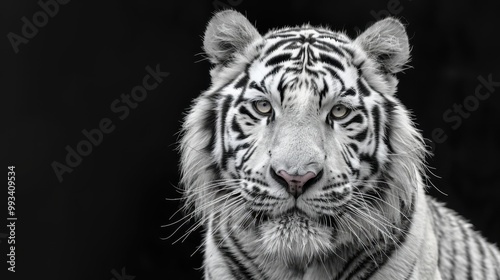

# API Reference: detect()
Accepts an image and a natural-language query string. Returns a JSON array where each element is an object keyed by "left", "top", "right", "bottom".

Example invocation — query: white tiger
[{"left": 178, "top": 10, "right": 500, "bottom": 280}]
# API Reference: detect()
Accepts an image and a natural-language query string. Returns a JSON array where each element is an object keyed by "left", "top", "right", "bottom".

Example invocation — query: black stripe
[
  {"left": 234, "top": 74, "right": 249, "bottom": 89},
  {"left": 232, "top": 143, "right": 251, "bottom": 161},
  {"left": 236, "top": 142, "right": 257, "bottom": 170},
  {"left": 348, "top": 143, "right": 358, "bottom": 153},
  {"left": 267, "top": 110, "right": 274, "bottom": 125},
  {"left": 265, "top": 53, "right": 292, "bottom": 67},
  {"left": 341, "top": 88, "right": 356, "bottom": 97},
  {"left": 486, "top": 243, "right": 500, "bottom": 278},
  {"left": 296, "top": 46, "right": 314, "bottom": 66},
  {"left": 474, "top": 234, "right": 487, "bottom": 280},
  {"left": 202, "top": 98, "right": 218, "bottom": 154},
  {"left": 228, "top": 232, "right": 268, "bottom": 280},
  {"left": 216, "top": 218, "right": 260, "bottom": 280},
  {"left": 211, "top": 217, "right": 248, "bottom": 280},
  {"left": 357, "top": 78, "right": 371, "bottom": 96},
  {"left": 340, "top": 148, "right": 355, "bottom": 175},
  {"left": 315, "top": 40, "right": 344, "bottom": 57},
  {"left": 333, "top": 246, "right": 372, "bottom": 280},
  {"left": 319, "top": 53, "right": 345, "bottom": 71},
  {"left": 359, "top": 153, "right": 379, "bottom": 176},
  {"left": 317, "top": 78, "right": 328, "bottom": 108},
  {"left": 303, "top": 66, "right": 321, "bottom": 77},
  {"left": 340, "top": 113, "right": 364, "bottom": 128},
  {"left": 371, "top": 105, "right": 381, "bottom": 157},
  {"left": 277, "top": 76, "right": 286, "bottom": 104},
  {"left": 459, "top": 220, "right": 474, "bottom": 280},
  {"left": 326, "top": 114, "right": 333, "bottom": 128},
  {"left": 239, "top": 106, "right": 259, "bottom": 122},
  {"left": 449, "top": 217, "right": 458, "bottom": 280},
  {"left": 341, "top": 46, "right": 355, "bottom": 58},
  {"left": 242, "top": 142, "right": 257, "bottom": 162},
  {"left": 261, "top": 65, "right": 283, "bottom": 85},
  {"left": 324, "top": 66, "right": 344, "bottom": 89},
  {"left": 283, "top": 41, "right": 301, "bottom": 51},
  {"left": 219, "top": 95, "right": 233, "bottom": 170},
  {"left": 249, "top": 81, "right": 264, "bottom": 92},
  {"left": 344, "top": 143, "right": 354, "bottom": 159},
  {"left": 231, "top": 116, "right": 248, "bottom": 140},
  {"left": 264, "top": 38, "right": 299, "bottom": 55},
  {"left": 381, "top": 98, "right": 396, "bottom": 155},
  {"left": 352, "top": 128, "right": 368, "bottom": 142}
]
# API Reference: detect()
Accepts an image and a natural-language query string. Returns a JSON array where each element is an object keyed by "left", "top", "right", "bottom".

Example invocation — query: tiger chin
[{"left": 178, "top": 10, "right": 500, "bottom": 280}]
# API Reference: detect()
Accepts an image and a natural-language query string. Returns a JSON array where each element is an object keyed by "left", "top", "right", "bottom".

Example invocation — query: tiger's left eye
[
  {"left": 331, "top": 104, "right": 350, "bottom": 119},
  {"left": 253, "top": 100, "right": 273, "bottom": 115}
]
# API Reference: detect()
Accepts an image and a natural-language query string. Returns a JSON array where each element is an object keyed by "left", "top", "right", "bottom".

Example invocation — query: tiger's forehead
[
  {"left": 261, "top": 26, "right": 353, "bottom": 56},
  {"left": 244, "top": 27, "right": 359, "bottom": 106}
]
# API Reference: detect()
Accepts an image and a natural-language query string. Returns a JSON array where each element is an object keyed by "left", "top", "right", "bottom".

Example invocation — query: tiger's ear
[
  {"left": 203, "top": 10, "right": 261, "bottom": 65},
  {"left": 354, "top": 17, "right": 410, "bottom": 74}
]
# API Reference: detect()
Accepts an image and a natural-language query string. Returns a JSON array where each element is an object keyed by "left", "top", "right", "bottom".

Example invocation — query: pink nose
[{"left": 277, "top": 170, "right": 317, "bottom": 197}]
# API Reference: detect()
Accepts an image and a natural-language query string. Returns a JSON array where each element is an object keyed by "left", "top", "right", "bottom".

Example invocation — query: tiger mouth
[{"left": 250, "top": 206, "right": 340, "bottom": 229}]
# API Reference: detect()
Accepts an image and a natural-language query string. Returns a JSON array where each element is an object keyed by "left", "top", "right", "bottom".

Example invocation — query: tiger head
[{"left": 179, "top": 10, "right": 426, "bottom": 264}]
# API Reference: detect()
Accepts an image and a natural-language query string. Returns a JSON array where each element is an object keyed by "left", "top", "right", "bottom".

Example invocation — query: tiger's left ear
[{"left": 354, "top": 17, "right": 410, "bottom": 74}]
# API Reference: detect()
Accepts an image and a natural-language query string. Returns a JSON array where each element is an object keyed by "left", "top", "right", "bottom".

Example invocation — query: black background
[{"left": 2, "top": 0, "right": 500, "bottom": 279}]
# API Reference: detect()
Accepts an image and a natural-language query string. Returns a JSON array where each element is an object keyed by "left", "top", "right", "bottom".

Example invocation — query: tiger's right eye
[
  {"left": 330, "top": 104, "right": 350, "bottom": 120},
  {"left": 253, "top": 100, "right": 273, "bottom": 116}
]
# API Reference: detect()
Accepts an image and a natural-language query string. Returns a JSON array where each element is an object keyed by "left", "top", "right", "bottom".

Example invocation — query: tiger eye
[
  {"left": 253, "top": 100, "right": 273, "bottom": 115},
  {"left": 330, "top": 104, "right": 350, "bottom": 119}
]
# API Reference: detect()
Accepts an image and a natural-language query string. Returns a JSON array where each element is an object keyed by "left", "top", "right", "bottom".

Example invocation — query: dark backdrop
[{"left": 3, "top": 0, "right": 500, "bottom": 279}]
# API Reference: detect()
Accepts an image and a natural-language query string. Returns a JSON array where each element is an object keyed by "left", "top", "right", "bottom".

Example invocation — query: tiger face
[{"left": 180, "top": 11, "right": 425, "bottom": 263}]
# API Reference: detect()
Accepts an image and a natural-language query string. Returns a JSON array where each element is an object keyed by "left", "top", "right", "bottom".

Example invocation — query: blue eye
[
  {"left": 331, "top": 104, "right": 350, "bottom": 119},
  {"left": 253, "top": 100, "right": 273, "bottom": 115}
]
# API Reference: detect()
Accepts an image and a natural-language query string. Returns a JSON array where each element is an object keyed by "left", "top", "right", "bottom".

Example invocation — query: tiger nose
[{"left": 274, "top": 169, "right": 321, "bottom": 197}]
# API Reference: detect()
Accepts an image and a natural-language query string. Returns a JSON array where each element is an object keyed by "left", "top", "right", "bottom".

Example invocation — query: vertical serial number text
[{"left": 7, "top": 166, "right": 16, "bottom": 273}]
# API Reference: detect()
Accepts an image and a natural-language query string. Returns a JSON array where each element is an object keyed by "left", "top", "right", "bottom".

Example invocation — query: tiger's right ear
[
  {"left": 203, "top": 10, "right": 261, "bottom": 65},
  {"left": 354, "top": 17, "right": 410, "bottom": 74}
]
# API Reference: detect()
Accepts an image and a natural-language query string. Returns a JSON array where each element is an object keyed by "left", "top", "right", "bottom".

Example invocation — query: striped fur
[{"left": 178, "top": 11, "right": 500, "bottom": 280}]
